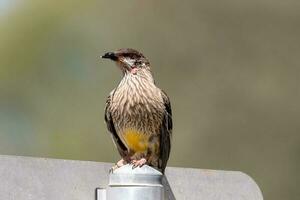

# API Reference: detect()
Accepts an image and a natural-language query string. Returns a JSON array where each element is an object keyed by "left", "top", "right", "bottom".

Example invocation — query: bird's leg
[
  {"left": 116, "top": 158, "right": 127, "bottom": 167},
  {"left": 131, "top": 158, "right": 147, "bottom": 168},
  {"left": 130, "top": 153, "right": 148, "bottom": 169},
  {"left": 109, "top": 158, "right": 127, "bottom": 173}
]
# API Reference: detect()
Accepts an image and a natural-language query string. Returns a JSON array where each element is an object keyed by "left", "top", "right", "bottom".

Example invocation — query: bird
[{"left": 101, "top": 48, "right": 172, "bottom": 174}]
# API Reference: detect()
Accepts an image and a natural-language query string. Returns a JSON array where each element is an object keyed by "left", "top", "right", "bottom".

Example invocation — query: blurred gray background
[{"left": 0, "top": 0, "right": 299, "bottom": 199}]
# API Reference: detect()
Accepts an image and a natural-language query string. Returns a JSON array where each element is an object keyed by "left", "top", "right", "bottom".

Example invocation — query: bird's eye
[{"left": 123, "top": 53, "right": 131, "bottom": 58}]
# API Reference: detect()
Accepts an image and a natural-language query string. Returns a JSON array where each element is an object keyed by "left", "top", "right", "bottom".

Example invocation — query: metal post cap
[{"left": 109, "top": 164, "right": 163, "bottom": 186}]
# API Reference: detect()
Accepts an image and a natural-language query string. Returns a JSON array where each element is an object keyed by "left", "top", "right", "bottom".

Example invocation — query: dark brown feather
[
  {"left": 159, "top": 91, "right": 172, "bottom": 173},
  {"left": 104, "top": 93, "right": 128, "bottom": 158}
]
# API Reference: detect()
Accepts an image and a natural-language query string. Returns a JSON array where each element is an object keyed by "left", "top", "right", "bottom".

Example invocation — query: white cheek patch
[{"left": 123, "top": 57, "right": 135, "bottom": 67}]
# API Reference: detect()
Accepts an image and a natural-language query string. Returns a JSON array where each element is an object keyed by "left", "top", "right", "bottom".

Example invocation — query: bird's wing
[
  {"left": 104, "top": 92, "right": 128, "bottom": 158},
  {"left": 159, "top": 90, "right": 173, "bottom": 173}
]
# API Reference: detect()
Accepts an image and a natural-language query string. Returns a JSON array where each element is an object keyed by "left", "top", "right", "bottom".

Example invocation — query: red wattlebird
[{"left": 102, "top": 48, "right": 172, "bottom": 174}]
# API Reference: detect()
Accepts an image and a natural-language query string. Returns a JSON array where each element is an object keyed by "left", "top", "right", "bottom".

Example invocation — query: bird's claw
[
  {"left": 131, "top": 158, "right": 147, "bottom": 169},
  {"left": 109, "top": 159, "right": 126, "bottom": 173},
  {"left": 109, "top": 166, "right": 116, "bottom": 174}
]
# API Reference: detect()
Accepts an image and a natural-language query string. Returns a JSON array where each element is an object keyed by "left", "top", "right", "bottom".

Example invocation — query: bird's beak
[{"left": 101, "top": 52, "right": 118, "bottom": 61}]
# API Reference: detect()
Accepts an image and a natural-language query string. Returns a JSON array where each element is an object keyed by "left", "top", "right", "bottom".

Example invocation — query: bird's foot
[
  {"left": 131, "top": 158, "right": 147, "bottom": 169},
  {"left": 109, "top": 159, "right": 126, "bottom": 173}
]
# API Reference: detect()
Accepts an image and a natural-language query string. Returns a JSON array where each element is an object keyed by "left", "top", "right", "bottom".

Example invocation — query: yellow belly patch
[{"left": 123, "top": 129, "right": 149, "bottom": 152}]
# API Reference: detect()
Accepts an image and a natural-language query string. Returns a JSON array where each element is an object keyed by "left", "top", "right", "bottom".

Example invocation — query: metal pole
[{"left": 97, "top": 164, "right": 164, "bottom": 200}]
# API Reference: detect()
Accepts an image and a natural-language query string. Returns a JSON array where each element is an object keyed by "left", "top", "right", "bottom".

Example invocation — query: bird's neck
[
  {"left": 121, "top": 69, "right": 155, "bottom": 86},
  {"left": 114, "top": 69, "right": 157, "bottom": 102}
]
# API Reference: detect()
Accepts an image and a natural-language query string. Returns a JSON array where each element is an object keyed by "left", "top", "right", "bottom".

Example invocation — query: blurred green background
[{"left": 0, "top": 0, "right": 299, "bottom": 199}]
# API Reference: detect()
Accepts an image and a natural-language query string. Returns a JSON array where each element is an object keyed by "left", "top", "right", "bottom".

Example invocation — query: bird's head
[{"left": 101, "top": 48, "right": 150, "bottom": 75}]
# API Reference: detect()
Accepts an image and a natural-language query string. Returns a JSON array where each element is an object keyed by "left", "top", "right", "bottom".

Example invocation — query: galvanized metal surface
[
  {"left": 96, "top": 188, "right": 106, "bottom": 200},
  {"left": 107, "top": 186, "right": 164, "bottom": 200},
  {"left": 0, "top": 155, "right": 263, "bottom": 200},
  {"left": 109, "top": 164, "right": 162, "bottom": 186},
  {"left": 99, "top": 164, "right": 164, "bottom": 200}
]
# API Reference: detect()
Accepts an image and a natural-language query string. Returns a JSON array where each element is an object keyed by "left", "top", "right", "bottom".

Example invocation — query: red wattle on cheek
[{"left": 130, "top": 67, "right": 138, "bottom": 75}]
